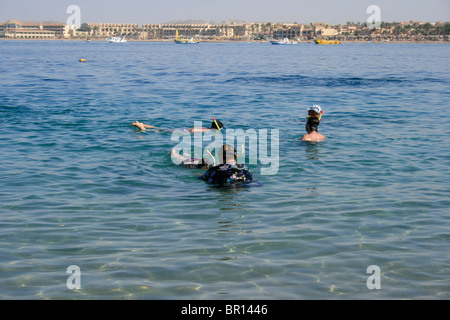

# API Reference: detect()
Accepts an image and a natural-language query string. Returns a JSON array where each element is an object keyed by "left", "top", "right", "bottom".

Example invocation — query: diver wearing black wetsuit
[{"left": 201, "top": 144, "right": 254, "bottom": 186}]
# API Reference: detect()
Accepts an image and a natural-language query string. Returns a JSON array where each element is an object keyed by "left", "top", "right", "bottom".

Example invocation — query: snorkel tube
[
  {"left": 213, "top": 117, "right": 222, "bottom": 131},
  {"left": 319, "top": 110, "right": 324, "bottom": 120},
  {"left": 206, "top": 145, "right": 243, "bottom": 167},
  {"left": 206, "top": 150, "right": 216, "bottom": 166}
]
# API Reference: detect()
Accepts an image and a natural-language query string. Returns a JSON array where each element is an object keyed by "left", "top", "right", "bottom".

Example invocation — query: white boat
[
  {"left": 106, "top": 36, "right": 127, "bottom": 43},
  {"left": 270, "top": 38, "right": 298, "bottom": 45}
]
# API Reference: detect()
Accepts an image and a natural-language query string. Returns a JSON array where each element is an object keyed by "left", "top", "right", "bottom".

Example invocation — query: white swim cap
[{"left": 309, "top": 105, "right": 322, "bottom": 113}]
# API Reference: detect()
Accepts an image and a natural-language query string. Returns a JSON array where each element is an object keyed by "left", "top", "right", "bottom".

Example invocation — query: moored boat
[
  {"left": 174, "top": 30, "right": 199, "bottom": 44},
  {"left": 314, "top": 38, "right": 340, "bottom": 45},
  {"left": 174, "top": 37, "right": 199, "bottom": 44},
  {"left": 106, "top": 36, "right": 127, "bottom": 43},
  {"left": 270, "top": 38, "right": 298, "bottom": 45}
]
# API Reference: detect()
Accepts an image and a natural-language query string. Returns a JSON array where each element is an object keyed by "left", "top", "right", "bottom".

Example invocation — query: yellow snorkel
[
  {"left": 307, "top": 111, "right": 323, "bottom": 120},
  {"left": 212, "top": 117, "right": 222, "bottom": 131}
]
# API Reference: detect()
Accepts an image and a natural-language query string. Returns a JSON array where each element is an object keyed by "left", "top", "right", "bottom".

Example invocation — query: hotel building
[
  {"left": 272, "top": 25, "right": 304, "bottom": 39},
  {"left": 0, "top": 20, "right": 70, "bottom": 39},
  {"left": 86, "top": 23, "right": 139, "bottom": 37}
]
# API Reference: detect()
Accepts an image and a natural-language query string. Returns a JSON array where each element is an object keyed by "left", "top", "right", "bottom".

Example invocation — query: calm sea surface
[{"left": 0, "top": 40, "right": 449, "bottom": 299}]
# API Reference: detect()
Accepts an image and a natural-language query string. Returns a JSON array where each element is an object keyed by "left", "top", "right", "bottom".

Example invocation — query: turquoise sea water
[{"left": 0, "top": 40, "right": 449, "bottom": 299}]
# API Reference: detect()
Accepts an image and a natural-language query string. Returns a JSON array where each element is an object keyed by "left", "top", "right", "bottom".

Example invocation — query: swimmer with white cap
[{"left": 301, "top": 116, "right": 325, "bottom": 142}]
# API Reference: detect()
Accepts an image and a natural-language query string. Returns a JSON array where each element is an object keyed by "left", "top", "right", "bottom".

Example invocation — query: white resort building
[{"left": 0, "top": 20, "right": 70, "bottom": 39}]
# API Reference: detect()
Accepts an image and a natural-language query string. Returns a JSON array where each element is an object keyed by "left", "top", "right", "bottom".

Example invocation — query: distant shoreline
[{"left": 0, "top": 38, "right": 448, "bottom": 44}]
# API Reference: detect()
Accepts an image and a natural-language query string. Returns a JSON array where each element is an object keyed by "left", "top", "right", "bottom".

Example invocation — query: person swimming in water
[
  {"left": 201, "top": 144, "right": 254, "bottom": 186},
  {"left": 171, "top": 144, "right": 245, "bottom": 171},
  {"left": 170, "top": 149, "right": 214, "bottom": 169},
  {"left": 131, "top": 119, "right": 224, "bottom": 133},
  {"left": 301, "top": 116, "right": 325, "bottom": 142},
  {"left": 130, "top": 121, "right": 157, "bottom": 131}
]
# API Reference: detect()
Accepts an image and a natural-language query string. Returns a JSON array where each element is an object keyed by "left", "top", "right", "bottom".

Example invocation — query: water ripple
[{"left": 0, "top": 41, "right": 449, "bottom": 300}]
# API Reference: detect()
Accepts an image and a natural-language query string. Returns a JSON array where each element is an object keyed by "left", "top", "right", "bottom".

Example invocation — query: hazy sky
[{"left": 0, "top": 0, "right": 449, "bottom": 24}]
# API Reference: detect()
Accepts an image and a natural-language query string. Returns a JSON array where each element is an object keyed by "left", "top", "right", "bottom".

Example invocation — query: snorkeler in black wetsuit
[{"left": 201, "top": 144, "right": 254, "bottom": 185}]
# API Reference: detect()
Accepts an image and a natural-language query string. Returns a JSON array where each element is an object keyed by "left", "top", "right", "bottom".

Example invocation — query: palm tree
[
  {"left": 444, "top": 22, "right": 450, "bottom": 35},
  {"left": 394, "top": 25, "right": 406, "bottom": 35},
  {"left": 422, "top": 23, "right": 433, "bottom": 36}
]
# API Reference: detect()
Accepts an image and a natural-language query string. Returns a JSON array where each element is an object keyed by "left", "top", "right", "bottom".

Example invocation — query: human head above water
[
  {"left": 307, "top": 105, "right": 322, "bottom": 118},
  {"left": 211, "top": 120, "right": 224, "bottom": 130},
  {"left": 218, "top": 144, "right": 237, "bottom": 164},
  {"left": 306, "top": 116, "right": 320, "bottom": 133}
]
